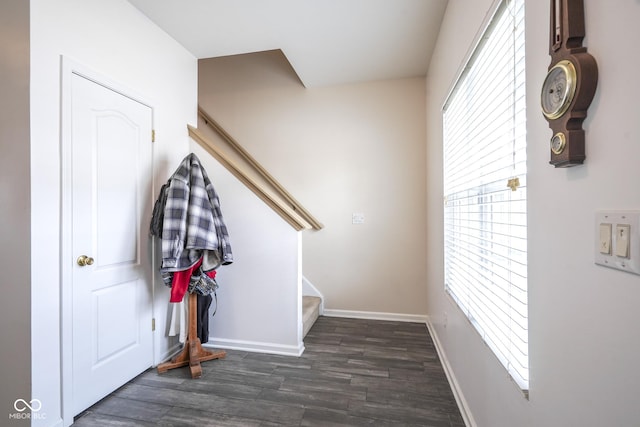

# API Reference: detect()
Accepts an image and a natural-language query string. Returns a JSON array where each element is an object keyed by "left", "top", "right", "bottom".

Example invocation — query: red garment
[{"left": 169, "top": 258, "right": 203, "bottom": 303}]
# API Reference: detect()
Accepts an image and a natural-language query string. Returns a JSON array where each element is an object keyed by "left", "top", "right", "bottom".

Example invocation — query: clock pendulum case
[{"left": 541, "top": 0, "right": 598, "bottom": 167}]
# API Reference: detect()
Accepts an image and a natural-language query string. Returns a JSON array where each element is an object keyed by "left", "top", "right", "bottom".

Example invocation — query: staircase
[
  {"left": 191, "top": 108, "right": 324, "bottom": 349},
  {"left": 302, "top": 296, "right": 322, "bottom": 338}
]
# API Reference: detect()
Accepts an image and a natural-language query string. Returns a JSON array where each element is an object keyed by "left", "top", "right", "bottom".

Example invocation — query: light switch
[
  {"left": 599, "top": 223, "right": 612, "bottom": 254},
  {"left": 594, "top": 211, "right": 640, "bottom": 275},
  {"left": 615, "top": 224, "right": 630, "bottom": 258},
  {"left": 352, "top": 213, "right": 365, "bottom": 224}
]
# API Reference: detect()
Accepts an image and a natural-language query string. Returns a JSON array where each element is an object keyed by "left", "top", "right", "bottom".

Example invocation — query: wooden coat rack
[{"left": 157, "top": 292, "right": 225, "bottom": 378}]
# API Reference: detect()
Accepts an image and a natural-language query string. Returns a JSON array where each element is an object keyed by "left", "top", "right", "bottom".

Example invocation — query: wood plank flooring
[{"left": 74, "top": 316, "right": 464, "bottom": 426}]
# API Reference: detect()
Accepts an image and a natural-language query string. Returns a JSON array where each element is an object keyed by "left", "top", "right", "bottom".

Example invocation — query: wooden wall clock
[{"left": 541, "top": 0, "right": 598, "bottom": 167}]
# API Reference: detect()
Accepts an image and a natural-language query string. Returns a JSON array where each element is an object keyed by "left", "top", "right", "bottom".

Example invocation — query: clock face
[
  {"left": 550, "top": 132, "right": 566, "bottom": 155},
  {"left": 541, "top": 60, "right": 577, "bottom": 120}
]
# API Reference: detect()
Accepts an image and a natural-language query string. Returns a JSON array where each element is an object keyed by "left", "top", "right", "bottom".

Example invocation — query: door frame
[{"left": 59, "top": 56, "right": 156, "bottom": 426}]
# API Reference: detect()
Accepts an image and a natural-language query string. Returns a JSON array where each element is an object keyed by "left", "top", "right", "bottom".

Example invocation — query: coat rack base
[
  {"left": 156, "top": 343, "right": 226, "bottom": 379},
  {"left": 156, "top": 293, "right": 226, "bottom": 379}
]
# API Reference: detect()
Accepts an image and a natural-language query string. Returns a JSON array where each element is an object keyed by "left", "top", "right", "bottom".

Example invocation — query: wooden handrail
[
  {"left": 188, "top": 125, "right": 313, "bottom": 231},
  {"left": 198, "top": 107, "right": 323, "bottom": 230}
]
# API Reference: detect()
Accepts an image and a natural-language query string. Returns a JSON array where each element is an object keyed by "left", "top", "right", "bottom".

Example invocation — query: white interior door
[{"left": 70, "top": 73, "right": 153, "bottom": 415}]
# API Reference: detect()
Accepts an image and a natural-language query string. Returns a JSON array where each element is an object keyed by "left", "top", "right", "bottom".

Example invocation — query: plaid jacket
[{"left": 159, "top": 153, "right": 233, "bottom": 272}]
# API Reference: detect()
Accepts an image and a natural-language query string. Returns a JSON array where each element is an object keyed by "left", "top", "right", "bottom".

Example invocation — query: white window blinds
[{"left": 442, "top": 0, "right": 528, "bottom": 391}]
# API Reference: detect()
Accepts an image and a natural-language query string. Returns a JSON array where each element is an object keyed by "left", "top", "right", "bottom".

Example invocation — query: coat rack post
[{"left": 157, "top": 292, "right": 225, "bottom": 378}]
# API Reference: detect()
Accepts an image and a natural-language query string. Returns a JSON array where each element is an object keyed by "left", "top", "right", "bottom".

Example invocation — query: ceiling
[{"left": 127, "top": 0, "right": 449, "bottom": 88}]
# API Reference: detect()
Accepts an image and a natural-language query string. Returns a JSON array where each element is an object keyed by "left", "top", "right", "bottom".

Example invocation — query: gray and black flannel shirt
[{"left": 153, "top": 153, "right": 233, "bottom": 274}]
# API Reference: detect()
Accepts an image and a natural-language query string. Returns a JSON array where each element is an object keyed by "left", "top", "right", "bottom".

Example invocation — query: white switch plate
[
  {"left": 594, "top": 211, "right": 640, "bottom": 275},
  {"left": 352, "top": 213, "right": 365, "bottom": 224}
]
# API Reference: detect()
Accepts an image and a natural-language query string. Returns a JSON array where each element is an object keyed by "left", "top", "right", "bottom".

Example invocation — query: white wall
[
  {"left": 30, "top": 1, "right": 196, "bottom": 425},
  {"left": 0, "top": 2, "right": 30, "bottom": 426},
  {"left": 191, "top": 143, "right": 304, "bottom": 355},
  {"left": 425, "top": 1, "right": 640, "bottom": 426},
  {"left": 199, "top": 51, "right": 429, "bottom": 318}
]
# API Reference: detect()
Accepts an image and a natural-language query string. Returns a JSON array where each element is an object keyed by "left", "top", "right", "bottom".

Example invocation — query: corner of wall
[
  {"left": 1, "top": 1, "right": 31, "bottom": 426},
  {"left": 425, "top": 317, "right": 478, "bottom": 427}
]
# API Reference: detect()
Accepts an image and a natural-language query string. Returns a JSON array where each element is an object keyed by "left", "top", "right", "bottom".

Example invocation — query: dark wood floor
[{"left": 74, "top": 316, "right": 464, "bottom": 426}]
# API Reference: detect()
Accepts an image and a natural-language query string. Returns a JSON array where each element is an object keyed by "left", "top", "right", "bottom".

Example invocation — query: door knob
[{"left": 77, "top": 255, "right": 95, "bottom": 266}]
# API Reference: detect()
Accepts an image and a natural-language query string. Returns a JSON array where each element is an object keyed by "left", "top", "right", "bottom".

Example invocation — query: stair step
[{"left": 302, "top": 296, "right": 321, "bottom": 338}]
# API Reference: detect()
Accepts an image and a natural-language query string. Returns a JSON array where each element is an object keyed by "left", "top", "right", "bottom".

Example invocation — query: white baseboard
[
  {"left": 39, "top": 417, "right": 64, "bottom": 427},
  {"left": 154, "top": 342, "right": 183, "bottom": 366},
  {"left": 425, "top": 316, "right": 477, "bottom": 427},
  {"left": 322, "top": 309, "right": 428, "bottom": 323},
  {"left": 204, "top": 338, "right": 305, "bottom": 357}
]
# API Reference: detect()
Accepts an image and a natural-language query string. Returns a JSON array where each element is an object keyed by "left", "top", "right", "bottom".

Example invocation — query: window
[{"left": 442, "top": 0, "right": 528, "bottom": 392}]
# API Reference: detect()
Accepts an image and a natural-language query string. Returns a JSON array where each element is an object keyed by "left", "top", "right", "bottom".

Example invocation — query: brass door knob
[{"left": 77, "top": 255, "right": 95, "bottom": 266}]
